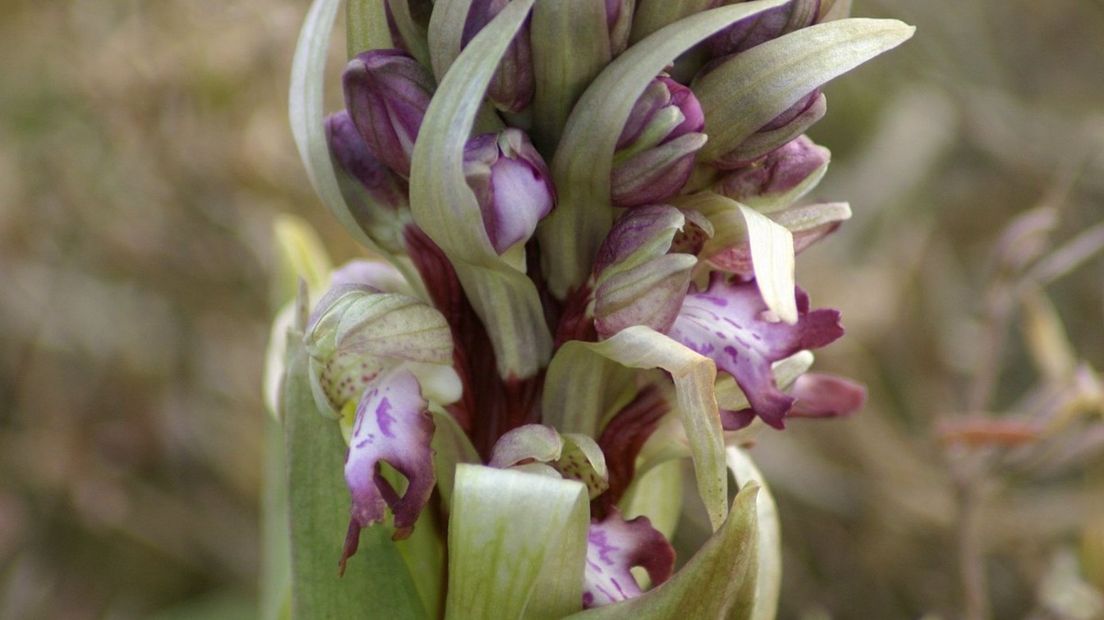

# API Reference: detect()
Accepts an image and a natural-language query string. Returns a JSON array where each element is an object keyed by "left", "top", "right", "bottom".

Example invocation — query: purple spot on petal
[{"left": 376, "top": 397, "right": 397, "bottom": 438}]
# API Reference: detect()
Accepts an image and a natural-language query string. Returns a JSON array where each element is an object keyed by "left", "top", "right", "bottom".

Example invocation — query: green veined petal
[
  {"left": 694, "top": 18, "right": 915, "bottom": 163},
  {"left": 446, "top": 465, "right": 590, "bottom": 620},
  {"left": 346, "top": 0, "right": 392, "bottom": 57}
]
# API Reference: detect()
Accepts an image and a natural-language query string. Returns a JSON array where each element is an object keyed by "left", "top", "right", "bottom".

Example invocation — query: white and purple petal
[
  {"left": 582, "top": 510, "right": 675, "bottom": 608},
  {"left": 669, "top": 275, "right": 843, "bottom": 428},
  {"left": 341, "top": 369, "right": 436, "bottom": 569}
]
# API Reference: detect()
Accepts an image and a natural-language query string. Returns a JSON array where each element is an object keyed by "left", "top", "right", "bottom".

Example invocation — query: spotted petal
[
  {"left": 583, "top": 510, "right": 675, "bottom": 608},
  {"left": 341, "top": 369, "right": 436, "bottom": 570},
  {"left": 669, "top": 275, "right": 843, "bottom": 428}
]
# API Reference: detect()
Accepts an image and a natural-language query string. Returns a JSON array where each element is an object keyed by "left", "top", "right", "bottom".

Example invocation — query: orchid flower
[{"left": 267, "top": 0, "right": 913, "bottom": 617}]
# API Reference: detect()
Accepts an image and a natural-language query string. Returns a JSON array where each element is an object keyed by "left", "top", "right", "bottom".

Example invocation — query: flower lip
[{"left": 669, "top": 274, "right": 844, "bottom": 428}]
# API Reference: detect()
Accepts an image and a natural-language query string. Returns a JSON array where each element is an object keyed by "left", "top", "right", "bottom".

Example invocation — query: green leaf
[
  {"left": 259, "top": 416, "right": 291, "bottom": 620},
  {"left": 727, "top": 448, "right": 781, "bottom": 620},
  {"left": 427, "top": 0, "right": 475, "bottom": 80},
  {"left": 538, "top": 0, "right": 788, "bottom": 299},
  {"left": 290, "top": 0, "right": 425, "bottom": 293},
  {"left": 397, "top": 505, "right": 447, "bottom": 619},
  {"left": 410, "top": 0, "right": 553, "bottom": 379},
  {"left": 346, "top": 0, "right": 392, "bottom": 57},
  {"left": 543, "top": 326, "right": 729, "bottom": 530},
  {"left": 567, "top": 482, "right": 761, "bottom": 619},
  {"left": 446, "top": 465, "right": 590, "bottom": 620},
  {"left": 530, "top": 0, "right": 611, "bottom": 153},
  {"left": 694, "top": 18, "right": 915, "bottom": 163},
  {"left": 282, "top": 336, "right": 426, "bottom": 619}
]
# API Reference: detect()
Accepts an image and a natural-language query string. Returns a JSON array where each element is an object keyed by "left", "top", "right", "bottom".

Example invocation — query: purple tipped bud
[
  {"left": 714, "top": 135, "right": 830, "bottom": 202},
  {"left": 669, "top": 275, "right": 844, "bottom": 428},
  {"left": 326, "top": 111, "right": 411, "bottom": 253},
  {"left": 464, "top": 129, "right": 555, "bottom": 254},
  {"left": 582, "top": 509, "right": 675, "bottom": 608},
  {"left": 789, "top": 372, "right": 866, "bottom": 418},
  {"left": 462, "top": 0, "right": 534, "bottom": 113},
  {"left": 714, "top": 90, "right": 827, "bottom": 169},
  {"left": 593, "top": 206, "right": 711, "bottom": 339},
  {"left": 612, "top": 77, "right": 707, "bottom": 208},
  {"left": 707, "top": 0, "right": 820, "bottom": 57},
  {"left": 343, "top": 49, "right": 436, "bottom": 178}
]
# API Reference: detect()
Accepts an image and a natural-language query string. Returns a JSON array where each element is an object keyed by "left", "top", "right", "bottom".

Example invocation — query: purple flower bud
[
  {"left": 464, "top": 128, "right": 555, "bottom": 254},
  {"left": 582, "top": 509, "right": 675, "bottom": 608},
  {"left": 714, "top": 135, "right": 829, "bottom": 202},
  {"left": 343, "top": 49, "right": 436, "bottom": 179},
  {"left": 669, "top": 274, "right": 844, "bottom": 428},
  {"left": 462, "top": 0, "right": 534, "bottom": 113},
  {"left": 612, "top": 77, "right": 707, "bottom": 208},
  {"left": 593, "top": 206, "right": 711, "bottom": 339},
  {"left": 713, "top": 90, "right": 827, "bottom": 169},
  {"left": 326, "top": 111, "right": 411, "bottom": 252},
  {"left": 788, "top": 372, "right": 866, "bottom": 418},
  {"left": 707, "top": 0, "right": 820, "bottom": 57}
]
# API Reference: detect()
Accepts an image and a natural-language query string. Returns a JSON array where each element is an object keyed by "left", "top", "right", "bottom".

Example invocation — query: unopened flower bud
[
  {"left": 593, "top": 206, "right": 712, "bottom": 339},
  {"left": 326, "top": 111, "right": 411, "bottom": 253},
  {"left": 612, "top": 77, "right": 707, "bottom": 208},
  {"left": 343, "top": 49, "right": 436, "bottom": 178},
  {"left": 713, "top": 89, "right": 826, "bottom": 168},
  {"left": 605, "top": 0, "right": 635, "bottom": 55},
  {"left": 707, "top": 0, "right": 821, "bottom": 57},
  {"left": 714, "top": 135, "right": 830, "bottom": 202},
  {"left": 464, "top": 128, "right": 555, "bottom": 254},
  {"left": 462, "top": 0, "right": 534, "bottom": 113}
]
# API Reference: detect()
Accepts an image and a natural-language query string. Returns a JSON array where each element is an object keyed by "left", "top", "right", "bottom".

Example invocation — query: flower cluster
[{"left": 277, "top": 0, "right": 912, "bottom": 616}]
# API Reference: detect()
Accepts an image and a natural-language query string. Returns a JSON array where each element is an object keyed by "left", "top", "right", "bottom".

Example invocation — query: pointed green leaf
[
  {"left": 410, "top": 0, "right": 553, "bottom": 379},
  {"left": 282, "top": 336, "right": 425, "bottom": 619},
  {"left": 727, "top": 448, "right": 781, "bottom": 620},
  {"left": 290, "top": 0, "right": 425, "bottom": 293},
  {"left": 694, "top": 18, "right": 915, "bottom": 163},
  {"left": 530, "top": 0, "right": 611, "bottom": 153},
  {"left": 446, "top": 465, "right": 590, "bottom": 620},
  {"left": 427, "top": 0, "right": 474, "bottom": 79},
  {"left": 539, "top": 0, "right": 788, "bottom": 299},
  {"left": 346, "top": 0, "right": 393, "bottom": 57},
  {"left": 568, "top": 483, "right": 760, "bottom": 619},
  {"left": 259, "top": 416, "right": 291, "bottom": 620},
  {"left": 430, "top": 407, "right": 480, "bottom": 512},
  {"left": 544, "top": 326, "right": 729, "bottom": 530},
  {"left": 396, "top": 506, "right": 446, "bottom": 619}
]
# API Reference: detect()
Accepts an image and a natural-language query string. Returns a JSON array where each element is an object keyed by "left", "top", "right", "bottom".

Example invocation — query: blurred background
[{"left": 0, "top": 0, "right": 1101, "bottom": 618}]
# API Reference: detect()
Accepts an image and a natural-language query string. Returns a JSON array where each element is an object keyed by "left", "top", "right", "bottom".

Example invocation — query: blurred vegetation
[{"left": 0, "top": 0, "right": 1101, "bottom": 618}]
